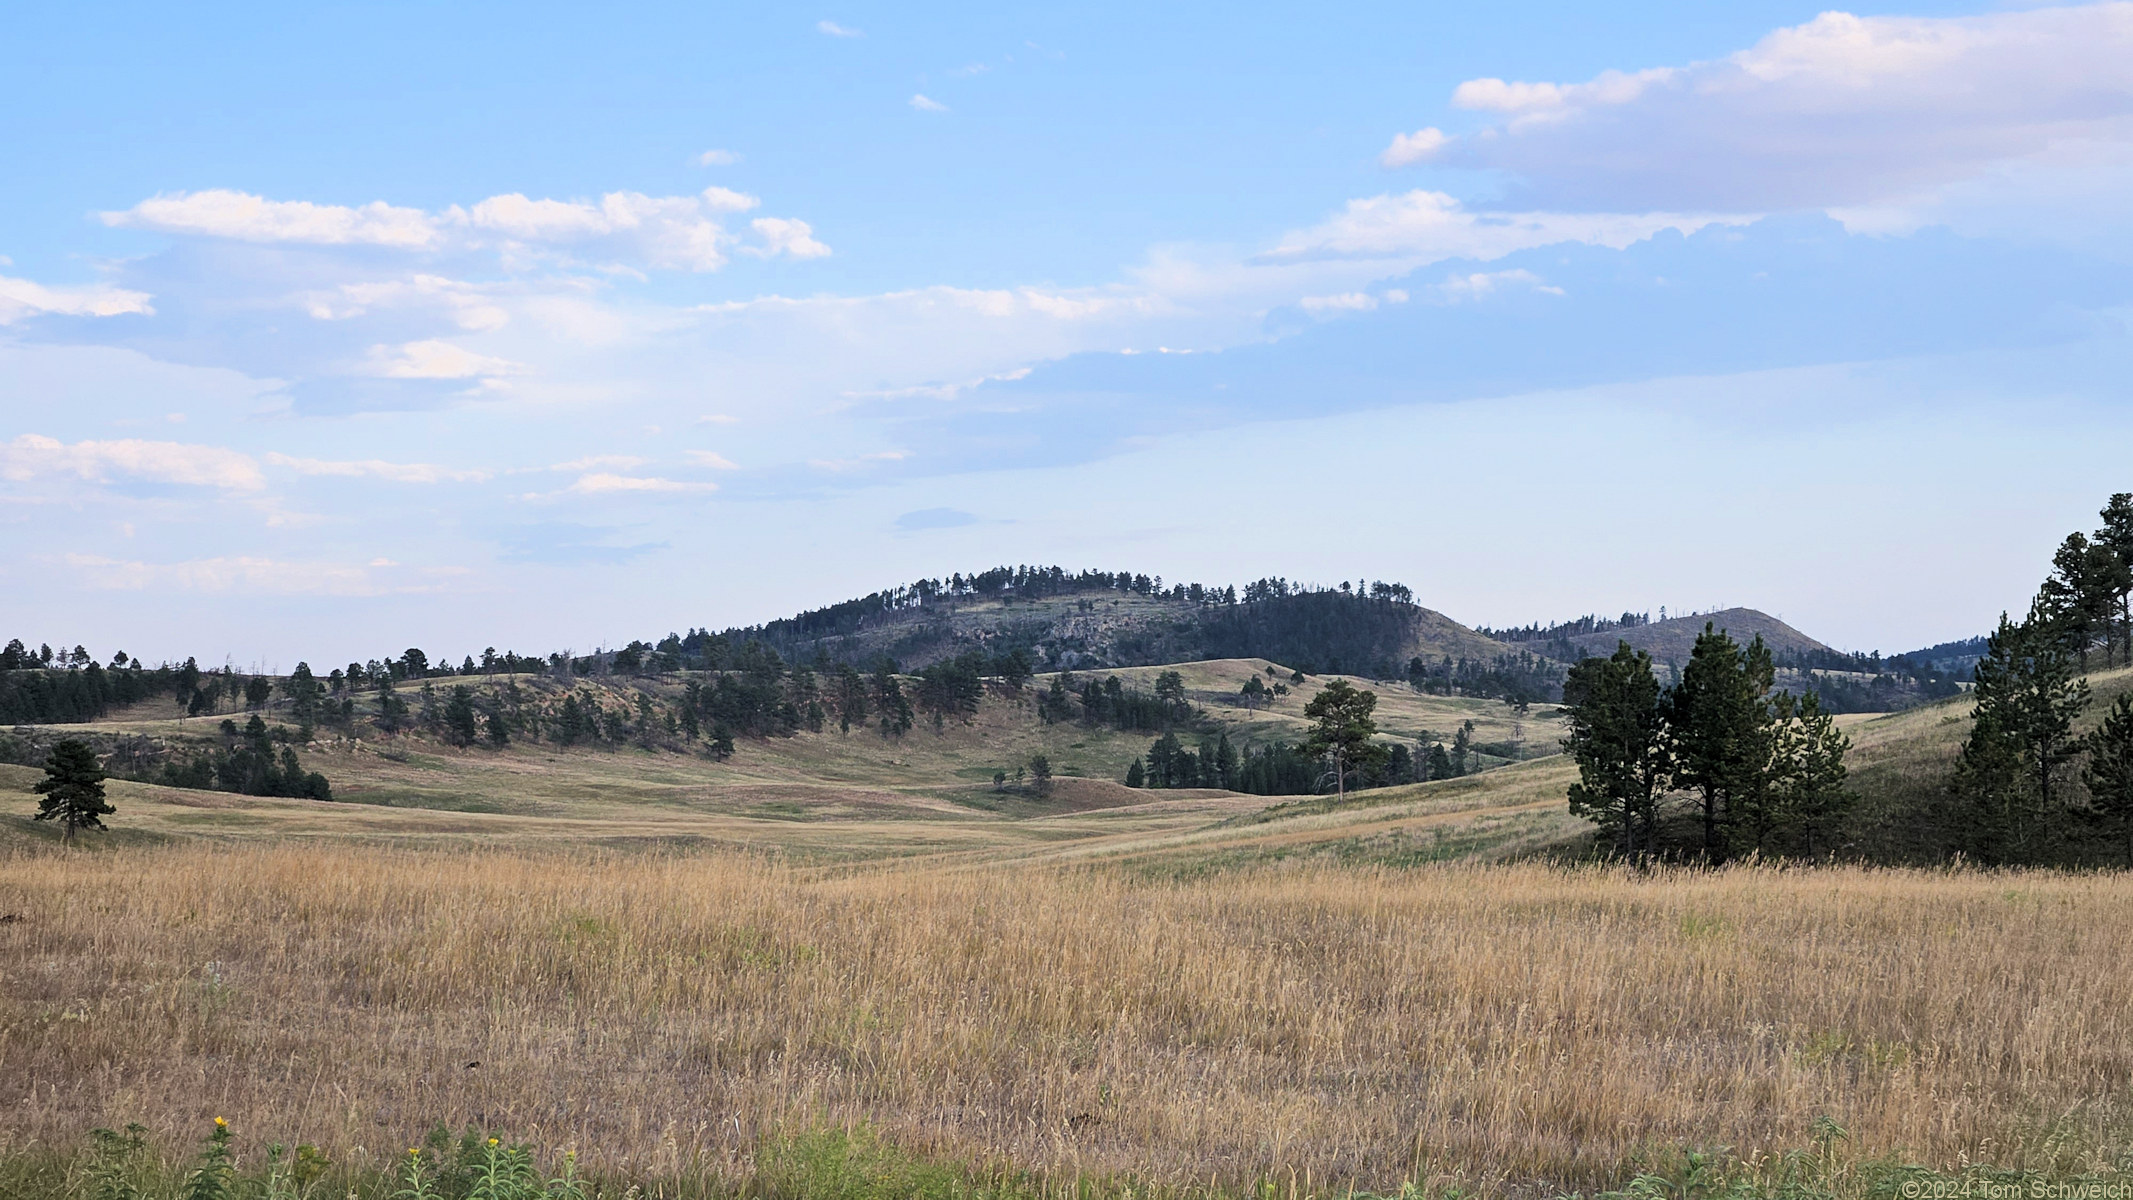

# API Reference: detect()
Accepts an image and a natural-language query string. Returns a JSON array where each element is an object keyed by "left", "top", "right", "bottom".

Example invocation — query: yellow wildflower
[{"left": 214, "top": 1117, "right": 227, "bottom": 1129}]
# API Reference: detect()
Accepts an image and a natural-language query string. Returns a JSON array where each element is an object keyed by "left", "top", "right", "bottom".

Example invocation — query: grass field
[
  {"left": 4, "top": 665, "right": 2132, "bottom": 1197},
  {"left": 5, "top": 848, "right": 2133, "bottom": 1197}
]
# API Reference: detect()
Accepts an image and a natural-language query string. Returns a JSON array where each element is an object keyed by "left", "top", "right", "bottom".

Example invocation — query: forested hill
[
  {"left": 699, "top": 568, "right": 1514, "bottom": 678},
  {"left": 1564, "top": 607, "right": 1834, "bottom": 664}
]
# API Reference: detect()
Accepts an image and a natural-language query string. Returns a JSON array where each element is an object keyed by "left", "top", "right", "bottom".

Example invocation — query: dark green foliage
[
  {"left": 1027, "top": 753, "right": 1053, "bottom": 796},
  {"left": 707, "top": 722, "right": 736, "bottom": 761},
  {"left": 1074, "top": 673, "right": 1173, "bottom": 732},
  {"left": 1406, "top": 650, "right": 1563, "bottom": 703},
  {"left": 1232, "top": 741, "right": 1320, "bottom": 795},
  {"left": 1563, "top": 643, "right": 1672, "bottom": 861},
  {"left": 1299, "top": 679, "right": 1381, "bottom": 800},
  {"left": 1773, "top": 692, "right": 1854, "bottom": 858},
  {"left": 553, "top": 694, "right": 591, "bottom": 745},
  {"left": 156, "top": 720, "right": 332, "bottom": 801},
  {"left": 1953, "top": 607, "right": 2090, "bottom": 864},
  {"left": 915, "top": 652, "right": 986, "bottom": 727},
  {"left": 2082, "top": 693, "right": 2133, "bottom": 866},
  {"left": 485, "top": 709, "right": 511, "bottom": 747},
  {"left": 1124, "top": 757, "right": 1145, "bottom": 788},
  {"left": 242, "top": 676, "right": 272, "bottom": 710},
  {"left": 374, "top": 673, "right": 408, "bottom": 733},
  {"left": 831, "top": 665, "right": 868, "bottom": 734},
  {"left": 0, "top": 640, "right": 171, "bottom": 725},
  {"left": 1667, "top": 625, "right": 1776, "bottom": 862},
  {"left": 33, "top": 738, "right": 114, "bottom": 844},
  {"left": 443, "top": 686, "right": 481, "bottom": 748},
  {"left": 181, "top": 1120, "right": 234, "bottom": 1200},
  {"left": 287, "top": 661, "right": 321, "bottom": 738},
  {"left": 872, "top": 665, "right": 913, "bottom": 739},
  {"left": 1424, "top": 741, "right": 1454, "bottom": 781}
]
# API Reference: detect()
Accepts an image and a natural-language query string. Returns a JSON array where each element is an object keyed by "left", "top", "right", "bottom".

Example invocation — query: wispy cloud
[
  {"left": 909, "top": 94, "right": 949, "bottom": 113},
  {"left": 366, "top": 339, "right": 523, "bottom": 381},
  {"left": 817, "top": 19, "right": 862, "bottom": 37},
  {"left": 60, "top": 552, "right": 430, "bottom": 596},
  {"left": 696, "top": 148, "right": 741, "bottom": 167},
  {"left": 264, "top": 452, "right": 492, "bottom": 484},
  {"left": 0, "top": 274, "right": 154, "bottom": 323},
  {"left": 564, "top": 473, "right": 717, "bottom": 495},
  {"left": 0, "top": 434, "right": 264, "bottom": 491},
  {"left": 103, "top": 185, "right": 822, "bottom": 274}
]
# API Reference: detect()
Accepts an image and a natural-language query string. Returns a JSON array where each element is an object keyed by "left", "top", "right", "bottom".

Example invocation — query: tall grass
[{"left": 2, "top": 847, "right": 2130, "bottom": 1193}]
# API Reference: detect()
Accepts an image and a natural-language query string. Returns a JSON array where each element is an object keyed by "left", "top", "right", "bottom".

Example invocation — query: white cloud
[
  {"left": 701, "top": 186, "right": 760, "bottom": 213},
  {"left": 909, "top": 94, "right": 949, "bottom": 113},
  {"left": 102, "top": 184, "right": 822, "bottom": 274},
  {"left": 1300, "top": 292, "right": 1378, "bottom": 313},
  {"left": 467, "top": 191, "right": 735, "bottom": 271},
  {"left": 63, "top": 553, "right": 390, "bottom": 596},
  {"left": 1408, "top": 5, "right": 2133, "bottom": 211},
  {"left": 0, "top": 275, "right": 154, "bottom": 323},
  {"left": 0, "top": 434, "right": 264, "bottom": 491},
  {"left": 808, "top": 450, "right": 910, "bottom": 472},
  {"left": 685, "top": 450, "right": 740, "bottom": 469},
  {"left": 367, "top": 339, "right": 523, "bottom": 380},
  {"left": 749, "top": 217, "right": 833, "bottom": 259},
  {"left": 551, "top": 455, "right": 650, "bottom": 472},
  {"left": 1266, "top": 188, "right": 1726, "bottom": 263},
  {"left": 697, "top": 148, "right": 742, "bottom": 166},
  {"left": 104, "top": 190, "right": 442, "bottom": 248},
  {"left": 1379, "top": 127, "right": 1448, "bottom": 167},
  {"left": 566, "top": 473, "right": 716, "bottom": 495},
  {"left": 305, "top": 274, "right": 509, "bottom": 331},
  {"left": 818, "top": 19, "right": 862, "bottom": 36},
  {"left": 264, "top": 452, "right": 492, "bottom": 484},
  {"left": 1434, "top": 268, "right": 1565, "bottom": 301}
]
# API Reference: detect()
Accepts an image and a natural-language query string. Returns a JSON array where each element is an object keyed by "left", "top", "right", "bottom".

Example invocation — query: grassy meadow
[
  {"left": 6, "top": 849, "right": 2133, "bottom": 1198},
  {"left": 3, "top": 664, "right": 2132, "bottom": 1196}
]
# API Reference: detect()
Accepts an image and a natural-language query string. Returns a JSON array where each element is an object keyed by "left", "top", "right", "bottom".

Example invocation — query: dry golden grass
[{"left": 4, "top": 846, "right": 2130, "bottom": 1194}]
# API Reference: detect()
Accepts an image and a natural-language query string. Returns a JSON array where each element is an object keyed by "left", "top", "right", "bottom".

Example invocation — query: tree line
[
  {"left": 1560, "top": 626, "right": 1853, "bottom": 862},
  {"left": 1942, "top": 493, "right": 2133, "bottom": 866}
]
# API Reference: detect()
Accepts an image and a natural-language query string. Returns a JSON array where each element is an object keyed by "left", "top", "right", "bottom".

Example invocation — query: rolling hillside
[{"left": 720, "top": 580, "right": 1515, "bottom": 676}]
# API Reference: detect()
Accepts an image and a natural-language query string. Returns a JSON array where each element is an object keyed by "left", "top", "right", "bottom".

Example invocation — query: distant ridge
[
  {"left": 707, "top": 567, "right": 1514, "bottom": 676},
  {"left": 1566, "top": 607, "right": 1835, "bottom": 664}
]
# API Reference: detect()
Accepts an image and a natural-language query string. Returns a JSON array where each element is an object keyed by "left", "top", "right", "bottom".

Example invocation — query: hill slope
[
  {"left": 730, "top": 585, "right": 1514, "bottom": 676},
  {"left": 1566, "top": 606, "right": 1834, "bottom": 664}
]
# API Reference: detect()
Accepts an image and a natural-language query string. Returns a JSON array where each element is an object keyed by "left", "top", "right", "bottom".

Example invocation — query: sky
[{"left": 5, "top": 1, "right": 2133, "bottom": 668}]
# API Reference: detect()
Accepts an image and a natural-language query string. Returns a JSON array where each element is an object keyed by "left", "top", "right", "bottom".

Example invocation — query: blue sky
[{"left": 4, "top": 1, "right": 2132, "bottom": 667}]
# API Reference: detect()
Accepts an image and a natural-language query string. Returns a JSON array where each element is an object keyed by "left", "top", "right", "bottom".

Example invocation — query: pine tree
[
  {"left": 2098, "top": 493, "right": 2133, "bottom": 666},
  {"left": 1956, "top": 608, "right": 2091, "bottom": 863},
  {"left": 1562, "top": 643, "right": 1671, "bottom": 862},
  {"left": 1125, "top": 758, "right": 1146, "bottom": 788},
  {"left": 1667, "top": 625, "right": 1776, "bottom": 862},
  {"left": 1773, "top": 692, "right": 1854, "bottom": 858},
  {"left": 34, "top": 738, "right": 114, "bottom": 845},
  {"left": 1299, "top": 679, "right": 1381, "bottom": 800},
  {"left": 288, "top": 662, "right": 321, "bottom": 740},
  {"left": 485, "top": 709, "right": 510, "bottom": 747},
  {"left": 1449, "top": 721, "right": 1474, "bottom": 777},
  {"left": 1028, "top": 754, "right": 1053, "bottom": 796},
  {"left": 443, "top": 687, "right": 480, "bottom": 748},
  {"left": 2082, "top": 693, "right": 2133, "bottom": 866}
]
